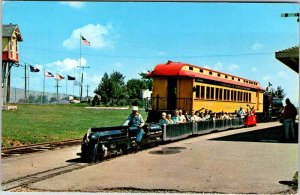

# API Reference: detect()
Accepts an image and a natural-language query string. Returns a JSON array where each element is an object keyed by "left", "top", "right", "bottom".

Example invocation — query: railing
[{"left": 162, "top": 118, "right": 245, "bottom": 141}]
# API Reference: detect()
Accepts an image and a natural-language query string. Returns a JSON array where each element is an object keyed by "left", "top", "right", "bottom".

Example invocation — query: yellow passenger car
[{"left": 147, "top": 61, "right": 265, "bottom": 114}]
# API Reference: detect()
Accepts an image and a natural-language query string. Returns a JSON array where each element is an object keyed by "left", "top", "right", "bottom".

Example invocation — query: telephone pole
[
  {"left": 86, "top": 84, "right": 90, "bottom": 98},
  {"left": 281, "top": 13, "right": 299, "bottom": 22},
  {"left": 54, "top": 79, "right": 62, "bottom": 104}
]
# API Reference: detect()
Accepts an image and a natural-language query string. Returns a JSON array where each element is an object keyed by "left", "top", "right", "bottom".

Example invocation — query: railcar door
[{"left": 167, "top": 78, "right": 177, "bottom": 110}]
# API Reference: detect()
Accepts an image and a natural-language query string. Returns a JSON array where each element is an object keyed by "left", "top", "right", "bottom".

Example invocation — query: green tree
[
  {"left": 126, "top": 79, "right": 147, "bottom": 99},
  {"left": 28, "top": 95, "right": 36, "bottom": 103},
  {"left": 272, "top": 86, "right": 286, "bottom": 100},
  {"left": 94, "top": 71, "right": 127, "bottom": 104},
  {"left": 139, "top": 71, "right": 153, "bottom": 91}
]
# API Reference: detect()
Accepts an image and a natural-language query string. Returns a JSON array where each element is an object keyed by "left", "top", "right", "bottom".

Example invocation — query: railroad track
[{"left": 1, "top": 139, "right": 82, "bottom": 158}]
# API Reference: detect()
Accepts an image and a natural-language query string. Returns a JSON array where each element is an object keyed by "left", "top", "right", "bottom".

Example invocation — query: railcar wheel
[{"left": 87, "top": 143, "right": 98, "bottom": 163}]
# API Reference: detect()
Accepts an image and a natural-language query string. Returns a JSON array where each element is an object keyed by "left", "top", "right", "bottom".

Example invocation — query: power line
[{"left": 20, "top": 44, "right": 278, "bottom": 59}]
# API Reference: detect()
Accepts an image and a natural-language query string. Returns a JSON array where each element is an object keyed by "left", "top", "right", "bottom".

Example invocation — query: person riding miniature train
[
  {"left": 159, "top": 112, "right": 173, "bottom": 125},
  {"left": 123, "top": 106, "right": 145, "bottom": 144}
]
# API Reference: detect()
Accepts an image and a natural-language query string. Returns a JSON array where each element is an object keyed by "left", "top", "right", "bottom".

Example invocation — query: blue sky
[{"left": 3, "top": 2, "right": 299, "bottom": 105}]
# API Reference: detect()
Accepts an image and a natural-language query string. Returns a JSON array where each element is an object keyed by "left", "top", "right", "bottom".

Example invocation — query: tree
[
  {"left": 139, "top": 72, "right": 153, "bottom": 91},
  {"left": 27, "top": 95, "right": 36, "bottom": 103},
  {"left": 126, "top": 79, "right": 147, "bottom": 99},
  {"left": 94, "top": 71, "right": 127, "bottom": 104},
  {"left": 35, "top": 95, "right": 48, "bottom": 103},
  {"left": 272, "top": 86, "right": 286, "bottom": 100}
]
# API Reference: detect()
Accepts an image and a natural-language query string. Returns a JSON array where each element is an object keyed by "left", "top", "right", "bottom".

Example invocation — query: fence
[{"left": 8, "top": 87, "right": 70, "bottom": 104}]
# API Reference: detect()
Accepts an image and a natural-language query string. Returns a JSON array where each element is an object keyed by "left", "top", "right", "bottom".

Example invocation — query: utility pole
[
  {"left": 281, "top": 13, "right": 299, "bottom": 22},
  {"left": 54, "top": 79, "right": 61, "bottom": 104},
  {"left": 24, "top": 63, "right": 27, "bottom": 102},
  {"left": 86, "top": 84, "right": 90, "bottom": 98}
]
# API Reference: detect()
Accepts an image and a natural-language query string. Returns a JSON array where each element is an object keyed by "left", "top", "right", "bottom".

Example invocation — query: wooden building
[{"left": 2, "top": 24, "right": 23, "bottom": 104}]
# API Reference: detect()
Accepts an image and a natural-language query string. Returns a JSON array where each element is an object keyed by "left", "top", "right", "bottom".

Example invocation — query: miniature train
[{"left": 79, "top": 118, "right": 246, "bottom": 163}]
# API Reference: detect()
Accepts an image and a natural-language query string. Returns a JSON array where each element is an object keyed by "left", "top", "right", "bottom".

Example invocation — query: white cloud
[
  {"left": 46, "top": 57, "right": 87, "bottom": 73},
  {"left": 262, "top": 75, "right": 272, "bottom": 81},
  {"left": 59, "top": 2, "right": 85, "bottom": 8},
  {"left": 158, "top": 51, "right": 166, "bottom": 56},
  {"left": 203, "top": 65, "right": 210, "bottom": 69},
  {"left": 251, "top": 67, "right": 257, "bottom": 72},
  {"left": 251, "top": 43, "right": 264, "bottom": 50},
  {"left": 228, "top": 64, "right": 239, "bottom": 72},
  {"left": 214, "top": 62, "right": 223, "bottom": 71},
  {"left": 278, "top": 71, "right": 289, "bottom": 79},
  {"left": 63, "top": 24, "right": 113, "bottom": 50}
]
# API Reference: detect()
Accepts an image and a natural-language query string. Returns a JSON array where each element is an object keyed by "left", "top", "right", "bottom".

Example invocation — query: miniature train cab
[{"left": 146, "top": 61, "right": 265, "bottom": 114}]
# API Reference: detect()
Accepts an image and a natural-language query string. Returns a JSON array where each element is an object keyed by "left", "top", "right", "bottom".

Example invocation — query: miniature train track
[{"left": 1, "top": 139, "right": 82, "bottom": 158}]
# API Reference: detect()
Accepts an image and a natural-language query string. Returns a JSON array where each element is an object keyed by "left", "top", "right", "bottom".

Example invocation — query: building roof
[
  {"left": 2, "top": 24, "right": 23, "bottom": 41},
  {"left": 275, "top": 46, "right": 299, "bottom": 73},
  {"left": 147, "top": 61, "right": 264, "bottom": 91}
]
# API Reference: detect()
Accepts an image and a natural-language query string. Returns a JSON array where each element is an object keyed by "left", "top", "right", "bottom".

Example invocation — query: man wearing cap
[{"left": 124, "top": 106, "right": 145, "bottom": 143}]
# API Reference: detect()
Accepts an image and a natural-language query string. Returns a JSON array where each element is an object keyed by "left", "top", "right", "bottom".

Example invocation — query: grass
[{"left": 2, "top": 104, "right": 148, "bottom": 147}]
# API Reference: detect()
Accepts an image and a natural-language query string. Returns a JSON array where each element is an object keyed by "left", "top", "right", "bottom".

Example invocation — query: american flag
[
  {"left": 56, "top": 73, "right": 65, "bottom": 80},
  {"left": 45, "top": 71, "right": 54, "bottom": 77},
  {"left": 81, "top": 36, "right": 90, "bottom": 46}
]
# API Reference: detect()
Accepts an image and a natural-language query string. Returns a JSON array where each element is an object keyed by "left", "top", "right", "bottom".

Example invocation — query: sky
[{"left": 2, "top": 2, "right": 299, "bottom": 105}]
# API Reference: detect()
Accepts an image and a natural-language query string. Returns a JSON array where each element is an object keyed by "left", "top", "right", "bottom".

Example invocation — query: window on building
[
  {"left": 219, "top": 89, "right": 223, "bottom": 100},
  {"left": 200, "top": 86, "right": 205, "bottom": 99},
  {"left": 227, "top": 89, "right": 230, "bottom": 100},
  {"left": 216, "top": 88, "right": 219, "bottom": 100},
  {"left": 9, "top": 40, "right": 13, "bottom": 51},
  {"left": 195, "top": 85, "right": 200, "bottom": 98},
  {"left": 206, "top": 86, "right": 210, "bottom": 99},
  {"left": 211, "top": 87, "right": 215, "bottom": 99},
  {"left": 189, "top": 66, "right": 193, "bottom": 71}
]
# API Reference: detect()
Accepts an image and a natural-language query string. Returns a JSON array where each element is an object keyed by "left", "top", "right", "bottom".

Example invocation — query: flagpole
[
  {"left": 66, "top": 79, "right": 68, "bottom": 100},
  {"left": 43, "top": 69, "right": 45, "bottom": 103},
  {"left": 79, "top": 32, "right": 83, "bottom": 102}
]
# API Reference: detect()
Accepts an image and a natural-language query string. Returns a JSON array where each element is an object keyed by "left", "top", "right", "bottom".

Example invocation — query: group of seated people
[{"left": 159, "top": 107, "right": 255, "bottom": 125}]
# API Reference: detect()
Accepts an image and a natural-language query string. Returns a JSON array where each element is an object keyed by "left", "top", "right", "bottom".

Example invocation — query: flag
[
  {"left": 74, "top": 80, "right": 81, "bottom": 86},
  {"left": 67, "top": 75, "right": 76, "bottom": 80},
  {"left": 45, "top": 71, "right": 54, "bottom": 77},
  {"left": 30, "top": 65, "right": 40, "bottom": 72},
  {"left": 56, "top": 73, "right": 65, "bottom": 80},
  {"left": 81, "top": 35, "right": 90, "bottom": 46}
]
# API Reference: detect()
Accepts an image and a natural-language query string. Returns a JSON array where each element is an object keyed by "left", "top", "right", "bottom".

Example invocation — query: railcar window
[
  {"left": 238, "top": 78, "right": 240, "bottom": 81},
  {"left": 227, "top": 89, "right": 230, "bottom": 100},
  {"left": 224, "top": 89, "right": 227, "bottom": 100},
  {"left": 238, "top": 91, "right": 240, "bottom": 101},
  {"left": 245, "top": 93, "right": 248, "bottom": 102},
  {"left": 216, "top": 88, "right": 219, "bottom": 100},
  {"left": 200, "top": 69, "right": 203, "bottom": 73},
  {"left": 209, "top": 71, "right": 212, "bottom": 75},
  {"left": 231, "top": 90, "right": 233, "bottom": 101},
  {"left": 211, "top": 87, "right": 215, "bottom": 99},
  {"left": 196, "top": 85, "right": 200, "bottom": 98},
  {"left": 206, "top": 86, "right": 210, "bottom": 99},
  {"left": 234, "top": 91, "right": 237, "bottom": 101},
  {"left": 244, "top": 92, "right": 246, "bottom": 102},
  {"left": 232, "top": 77, "right": 234, "bottom": 80},
  {"left": 189, "top": 66, "right": 193, "bottom": 71},
  {"left": 249, "top": 93, "right": 251, "bottom": 102},
  {"left": 219, "top": 89, "right": 223, "bottom": 100},
  {"left": 217, "top": 73, "right": 220, "bottom": 77},
  {"left": 200, "top": 86, "right": 205, "bottom": 99},
  {"left": 225, "top": 75, "right": 228, "bottom": 78}
]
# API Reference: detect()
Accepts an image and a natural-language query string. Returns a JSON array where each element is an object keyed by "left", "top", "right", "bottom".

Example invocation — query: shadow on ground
[{"left": 210, "top": 123, "right": 298, "bottom": 144}]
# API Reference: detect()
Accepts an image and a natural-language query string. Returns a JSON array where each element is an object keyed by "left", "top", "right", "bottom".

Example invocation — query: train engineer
[{"left": 123, "top": 106, "right": 145, "bottom": 143}]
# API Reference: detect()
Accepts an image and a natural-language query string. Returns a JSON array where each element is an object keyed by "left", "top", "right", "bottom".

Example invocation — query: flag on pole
[
  {"left": 67, "top": 75, "right": 76, "bottom": 80},
  {"left": 29, "top": 65, "right": 40, "bottom": 72},
  {"left": 74, "top": 80, "right": 81, "bottom": 86},
  {"left": 81, "top": 35, "right": 90, "bottom": 46},
  {"left": 56, "top": 73, "right": 65, "bottom": 80},
  {"left": 45, "top": 71, "right": 54, "bottom": 77}
]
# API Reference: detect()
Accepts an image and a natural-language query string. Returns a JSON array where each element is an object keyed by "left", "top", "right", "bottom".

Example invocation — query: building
[
  {"left": 2, "top": 24, "right": 23, "bottom": 104},
  {"left": 275, "top": 46, "right": 299, "bottom": 73}
]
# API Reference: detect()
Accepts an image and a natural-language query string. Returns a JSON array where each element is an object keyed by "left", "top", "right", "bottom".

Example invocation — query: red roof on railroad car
[{"left": 147, "top": 61, "right": 264, "bottom": 91}]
